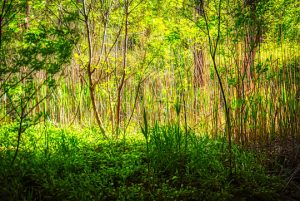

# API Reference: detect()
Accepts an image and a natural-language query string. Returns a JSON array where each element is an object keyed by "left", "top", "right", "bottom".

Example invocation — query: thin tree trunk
[
  {"left": 242, "top": 0, "right": 261, "bottom": 88},
  {"left": 115, "top": 0, "right": 129, "bottom": 137},
  {"left": 203, "top": 0, "right": 233, "bottom": 175},
  {"left": 25, "top": 0, "right": 30, "bottom": 29},
  {"left": 83, "top": 0, "right": 107, "bottom": 138},
  {"left": 12, "top": 102, "right": 25, "bottom": 165},
  {"left": 193, "top": 0, "right": 205, "bottom": 88}
]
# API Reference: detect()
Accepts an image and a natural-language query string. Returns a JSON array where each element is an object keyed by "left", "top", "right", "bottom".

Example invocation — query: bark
[
  {"left": 25, "top": 0, "right": 30, "bottom": 29},
  {"left": 11, "top": 99, "right": 26, "bottom": 165},
  {"left": 83, "top": 0, "right": 107, "bottom": 138},
  {"left": 242, "top": 0, "right": 261, "bottom": 86},
  {"left": 193, "top": 0, "right": 205, "bottom": 88},
  {"left": 115, "top": 0, "right": 129, "bottom": 137}
]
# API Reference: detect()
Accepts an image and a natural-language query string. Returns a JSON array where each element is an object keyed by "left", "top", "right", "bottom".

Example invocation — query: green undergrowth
[{"left": 0, "top": 124, "right": 291, "bottom": 201}]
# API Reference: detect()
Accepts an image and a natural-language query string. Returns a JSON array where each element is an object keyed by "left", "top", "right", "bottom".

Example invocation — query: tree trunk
[
  {"left": 243, "top": 0, "right": 261, "bottom": 87},
  {"left": 115, "top": 0, "right": 129, "bottom": 137},
  {"left": 83, "top": 0, "right": 107, "bottom": 139},
  {"left": 25, "top": 0, "right": 30, "bottom": 29}
]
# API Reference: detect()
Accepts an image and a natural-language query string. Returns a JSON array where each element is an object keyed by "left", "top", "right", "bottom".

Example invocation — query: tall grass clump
[{"left": 140, "top": 121, "right": 286, "bottom": 200}]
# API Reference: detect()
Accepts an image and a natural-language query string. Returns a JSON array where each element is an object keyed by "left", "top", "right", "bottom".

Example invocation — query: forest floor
[{"left": 0, "top": 125, "right": 299, "bottom": 201}]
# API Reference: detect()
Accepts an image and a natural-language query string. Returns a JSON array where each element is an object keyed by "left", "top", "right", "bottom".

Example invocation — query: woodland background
[{"left": 0, "top": 0, "right": 299, "bottom": 200}]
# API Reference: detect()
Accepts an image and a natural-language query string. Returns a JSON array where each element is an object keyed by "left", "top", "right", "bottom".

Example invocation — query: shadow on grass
[{"left": 0, "top": 128, "right": 294, "bottom": 201}]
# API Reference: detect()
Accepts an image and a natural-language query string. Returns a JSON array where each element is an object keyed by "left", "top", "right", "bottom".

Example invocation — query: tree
[
  {"left": 0, "top": 0, "right": 78, "bottom": 163},
  {"left": 81, "top": 0, "right": 109, "bottom": 138}
]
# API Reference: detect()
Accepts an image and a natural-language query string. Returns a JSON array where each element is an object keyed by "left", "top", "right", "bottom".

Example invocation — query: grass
[{"left": 0, "top": 124, "right": 296, "bottom": 201}]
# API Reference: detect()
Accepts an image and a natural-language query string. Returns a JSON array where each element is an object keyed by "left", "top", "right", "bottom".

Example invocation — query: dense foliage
[
  {"left": 0, "top": 0, "right": 299, "bottom": 200},
  {"left": 0, "top": 125, "right": 292, "bottom": 200}
]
